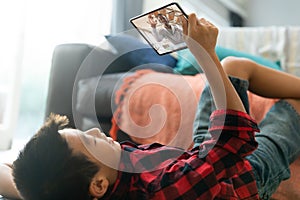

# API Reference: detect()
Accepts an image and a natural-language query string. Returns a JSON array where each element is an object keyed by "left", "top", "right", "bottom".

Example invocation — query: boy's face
[
  {"left": 59, "top": 128, "right": 121, "bottom": 170},
  {"left": 158, "top": 15, "right": 169, "bottom": 25}
]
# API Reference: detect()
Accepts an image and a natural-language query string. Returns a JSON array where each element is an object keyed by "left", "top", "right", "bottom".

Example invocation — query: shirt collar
[
  {"left": 103, "top": 170, "right": 131, "bottom": 199},
  {"left": 102, "top": 143, "right": 137, "bottom": 199}
]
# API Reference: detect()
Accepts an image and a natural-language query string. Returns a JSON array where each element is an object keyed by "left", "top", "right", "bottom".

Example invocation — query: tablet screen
[{"left": 130, "top": 3, "right": 188, "bottom": 55}]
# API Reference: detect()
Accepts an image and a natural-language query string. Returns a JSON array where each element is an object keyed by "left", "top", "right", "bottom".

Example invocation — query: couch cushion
[
  {"left": 105, "top": 34, "right": 177, "bottom": 73},
  {"left": 174, "top": 46, "right": 281, "bottom": 75},
  {"left": 76, "top": 73, "right": 131, "bottom": 121}
]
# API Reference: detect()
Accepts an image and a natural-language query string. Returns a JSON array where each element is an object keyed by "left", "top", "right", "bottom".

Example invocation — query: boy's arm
[
  {"left": 182, "top": 14, "right": 246, "bottom": 113},
  {"left": 0, "top": 163, "right": 22, "bottom": 199}
]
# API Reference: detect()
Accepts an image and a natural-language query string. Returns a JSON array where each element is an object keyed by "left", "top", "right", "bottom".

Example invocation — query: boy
[{"left": 1, "top": 13, "right": 300, "bottom": 199}]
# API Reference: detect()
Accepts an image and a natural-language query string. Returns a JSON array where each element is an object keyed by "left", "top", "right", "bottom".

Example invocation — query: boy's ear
[{"left": 89, "top": 176, "right": 109, "bottom": 198}]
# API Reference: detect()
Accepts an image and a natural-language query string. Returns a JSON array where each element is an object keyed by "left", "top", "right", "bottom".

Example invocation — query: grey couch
[{"left": 45, "top": 34, "right": 177, "bottom": 141}]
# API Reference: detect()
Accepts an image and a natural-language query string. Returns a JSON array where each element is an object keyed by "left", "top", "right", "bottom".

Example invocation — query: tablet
[{"left": 130, "top": 2, "right": 188, "bottom": 55}]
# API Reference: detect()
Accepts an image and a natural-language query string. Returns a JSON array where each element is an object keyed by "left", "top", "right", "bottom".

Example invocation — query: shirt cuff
[
  {"left": 208, "top": 109, "right": 259, "bottom": 156},
  {"left": 209, "top": 109, "right": 259, "bottom": 133}
]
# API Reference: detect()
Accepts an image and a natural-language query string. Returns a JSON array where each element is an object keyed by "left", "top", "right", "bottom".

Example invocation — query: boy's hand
[{"left": 181, "top": 14, "right": 218, "bottom": 55}]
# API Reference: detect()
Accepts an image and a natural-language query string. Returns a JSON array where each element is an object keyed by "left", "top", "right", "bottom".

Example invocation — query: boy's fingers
[
  {"left": 199, "top": 18, "right": 211, "bottom": 28},
  {"left": 188, "top": 13, "right": 197, "bottom": 28},
  {"left": 181, "top": 15, "right": 188, "bottom": 35},
  {"left": 199, "top": 18, "right": 216, "bottom": 29},
  {"left": 199, "top": 18, "right": 207, "bottom": 24}
]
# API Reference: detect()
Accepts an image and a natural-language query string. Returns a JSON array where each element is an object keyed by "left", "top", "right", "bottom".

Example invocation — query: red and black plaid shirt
[{"left": 103, "top": 110, "right": 260, "bottom": 200}]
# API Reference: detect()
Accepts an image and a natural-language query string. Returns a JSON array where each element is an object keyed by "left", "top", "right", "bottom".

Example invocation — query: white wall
[
  {"left": 142, "top": 0, "right": 231, "bottom": 26},
  {"left": 143, "top": 0, "right": 300, "bottom": 27},
  {"left": 245, "top": 0, "right": 300, "bottom": 26}
]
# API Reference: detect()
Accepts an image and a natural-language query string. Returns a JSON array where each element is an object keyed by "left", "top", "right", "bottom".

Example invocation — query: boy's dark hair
[{"left": 13, "top": 114, "right": 100, "bottom": 200}]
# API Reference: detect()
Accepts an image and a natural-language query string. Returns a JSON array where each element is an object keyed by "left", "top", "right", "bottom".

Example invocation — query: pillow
[
  {"left": 216, "top": 46, "right": 282, "bottom": 70},
  {"left": 76, "top": 73, "right": 132, "bottom": 120},
  {"left": 110, "top": 69, "right": 206, "bottom": 148},
  {"left": 174, "top": 48, "right": 202, "bottom": 75},
  {"left": 174, "top": 46, "right": 282, "bottom": 75},
  {"left": 105, "top": 34, "right": 177, "bottom": 73},
  {"left": 110, "top": 70, "right": 277, "bottom": 148}
]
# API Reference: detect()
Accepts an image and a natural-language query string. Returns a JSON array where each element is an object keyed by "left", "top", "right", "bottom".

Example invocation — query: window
[
  {"left": 0, "top": 1, "right": 26, "bottom": 150},
  {"left": 0, "top": 0, "right": 113, "bottom": 149}
]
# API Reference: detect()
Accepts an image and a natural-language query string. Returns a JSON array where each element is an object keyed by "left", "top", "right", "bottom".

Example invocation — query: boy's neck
[{"left": 109, "top": 168, "right": 119, "bottom": 185}]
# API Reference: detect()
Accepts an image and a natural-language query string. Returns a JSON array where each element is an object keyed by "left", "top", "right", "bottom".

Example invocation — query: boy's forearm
[
  {"left": 194, "top": 51, "right": 246, "bottom": 113},
  {"left": 182, "top": 14, "right": 246, "bottom": 113},
  {"left": 0, "top": 164, "right": 22, "bottom": 199}
]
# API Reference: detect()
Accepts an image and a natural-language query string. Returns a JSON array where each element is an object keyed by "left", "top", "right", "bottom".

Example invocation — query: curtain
[
  {"left": 0, "top": 1, "right": 26, "bottom": 150},
  {"left": 0, "top": 0, "right": 113, "bottom": 149},
  {"left": 111, "top": 0, "right": 144, "bottom": 34}
]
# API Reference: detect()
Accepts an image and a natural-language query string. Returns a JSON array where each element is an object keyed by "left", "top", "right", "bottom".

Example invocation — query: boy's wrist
[
  {"left": 209, "top": 51, "right": 222, "bottom": 66},
  {"left": 192, "top": 48, "right": 220, "bottom": 70}
]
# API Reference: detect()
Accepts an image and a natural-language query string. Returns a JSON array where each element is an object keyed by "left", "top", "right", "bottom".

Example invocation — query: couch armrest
[{"left": 45, "top": 43, "right": 103, "bottom": 128}]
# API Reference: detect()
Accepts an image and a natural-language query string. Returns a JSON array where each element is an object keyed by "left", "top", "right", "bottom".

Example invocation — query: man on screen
[{"left": 148, "top": 13, "right": 185, "bottom": 45}]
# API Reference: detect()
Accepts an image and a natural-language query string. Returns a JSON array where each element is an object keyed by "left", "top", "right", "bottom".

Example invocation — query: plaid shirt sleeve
[
  {"left": 108, "top": 110, "right": 260, "bottom": 200},
  {"left": 209, "top": 109, "right": 259, "bottom": 156},
  {"left": 205, "top": 109, "right": 259, "bottom": 180}
]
